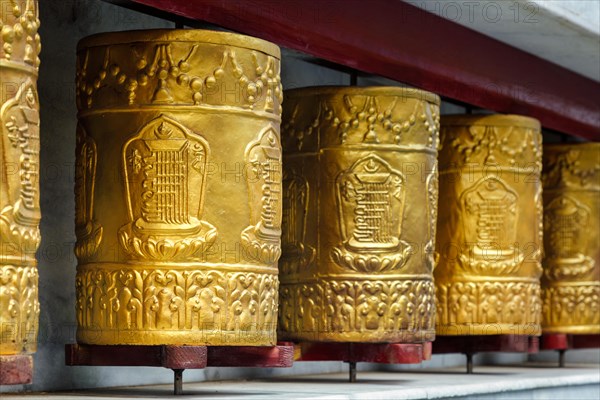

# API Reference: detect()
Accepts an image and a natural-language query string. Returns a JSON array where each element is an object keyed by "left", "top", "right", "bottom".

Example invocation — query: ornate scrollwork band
[
  {"left": 76, "top": 31, "right": 282, "bottom": 115},
  {"left": 76, "top": 265, "right": 278, "bottom": 345},
  {"left": 435, "top": 281, "right": 542, "bottom": 336},
  {"left": 279, "top": 278, "right": 435, "bottom": 342}
]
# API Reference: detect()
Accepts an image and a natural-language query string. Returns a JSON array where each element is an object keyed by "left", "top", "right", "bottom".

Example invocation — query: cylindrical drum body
[
  {"left": 541, "top": 143, "right": 600, "bottom": 334},
  {"left": 0, "top": 0, "right": 41, "bottom": 355},
  {"left": 75, "top": 30, "right": 282, "bottom": 345},
  {"left": 279, "top": 87, "right": 440, "bottom": 343},
  {"left": 435, "top": 115, "right": 543, "bottom": 336}
]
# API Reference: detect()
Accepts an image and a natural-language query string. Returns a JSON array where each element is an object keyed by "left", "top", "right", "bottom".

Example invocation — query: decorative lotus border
[
  {"left": 118, "top": 222, "right": 217, "bottom": 261},
  {"left": 241, "top": 226, "right": 281, "bottom": 264},
  {"left": 331, "top": 241, "right": 412, "bottom": 273}
]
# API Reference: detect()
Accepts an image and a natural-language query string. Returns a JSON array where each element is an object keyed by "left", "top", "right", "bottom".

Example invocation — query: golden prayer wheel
[
  {"left": 0, "top": 0, "right": 41, "bottom": 355},
  {"left": 279, "top": 86, "right": 440, "bottom": 343},
  {"left": 74, "top": 30, "right": 282, "bottom": 345},
  {"left": 435, "top": 114, "right": 543, "bottom": 336},
  {"left": 541, "top": 143, "right": 600, "bottom": 334}
]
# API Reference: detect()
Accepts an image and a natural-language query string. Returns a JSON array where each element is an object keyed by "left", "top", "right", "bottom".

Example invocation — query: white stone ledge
[{"left": 2, "top": 364, "right": 598, "bottom": 399}]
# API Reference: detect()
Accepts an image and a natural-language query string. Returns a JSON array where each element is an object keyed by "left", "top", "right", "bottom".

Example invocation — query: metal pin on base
[
  {"left": 173, "top": 369, "right": 184, "bottom": 395},
  {"left": 558, "top": 349, "right": 566, "bottom": 368},
  {"left": 349, "top": 361, "right": 357, "bottom": 383},
  {"left": 466, "top": 353, "right": 474, "bottom": 374}
]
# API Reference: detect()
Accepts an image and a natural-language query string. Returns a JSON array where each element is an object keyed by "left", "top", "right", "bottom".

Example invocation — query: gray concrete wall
[{"left": 1, "top": 0, "right": 596, "bottom": 393}]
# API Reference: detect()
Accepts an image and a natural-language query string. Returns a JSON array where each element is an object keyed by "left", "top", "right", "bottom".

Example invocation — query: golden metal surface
[
  {"left": 75, "top": 29, "right": 282, "bottom": 345},
  {"left": 0, "top": 0, "right": 41, "bottom": 355},
  {"left": 435, "top": 114, "right": 543, "bottom": 336},
  {"left": 541, "top": 143, "right": 600, "bottom": 334},
  {"left": 279, "top": 86, "right": 440, "bottom": 343}
]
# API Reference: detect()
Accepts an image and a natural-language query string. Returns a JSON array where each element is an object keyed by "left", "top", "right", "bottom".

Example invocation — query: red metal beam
[{"left": 113, "top": 0, "right": 599, "bottom": 140}]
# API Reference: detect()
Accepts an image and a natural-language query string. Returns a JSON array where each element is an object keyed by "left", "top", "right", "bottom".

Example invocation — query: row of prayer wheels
[{"left": 1, "top": 19, "right": 598, "bottom": 363}]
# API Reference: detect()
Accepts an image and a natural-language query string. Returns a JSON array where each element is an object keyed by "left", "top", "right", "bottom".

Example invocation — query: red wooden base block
[
  {"left": 541, "top": 334, "right": 600, "bottom": 350},
  {"left": 432, "top": 335, "right": 536, "bottom": 354},
  {"left": 65, "top": 344, "right": 208, "bottom": 369},
  {"left": 65, "top": 343, "right": 294, "bottom": 369},
  {"left": 528, "top": 336, "right": 540, "bottom": 353},
  {"left": 207, "top": 344, "right": 294, "bottom": 367},
  {"left": 66, "top": 343, "right": 293, "bottom": 395},
  {"left": 296, "top": 342, "right": 431, "bottom": 364},
  {"left": 0, "top": 355, "right": 33, "bottom": 385},
  {"left": 540, "top": 334, "right": 569, "bottom": 351},
  {"left": 571, "top": 334, "right": 600, "bottom": 349}
]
